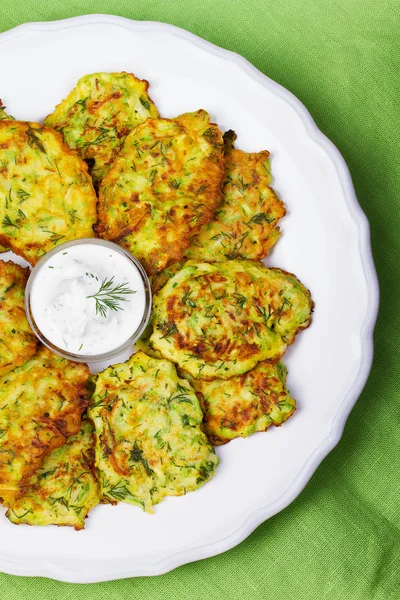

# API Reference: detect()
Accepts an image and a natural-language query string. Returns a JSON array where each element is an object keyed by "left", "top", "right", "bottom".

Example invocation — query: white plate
[{"left": 0, "top": 14, "right": 378, "bottom": 583}]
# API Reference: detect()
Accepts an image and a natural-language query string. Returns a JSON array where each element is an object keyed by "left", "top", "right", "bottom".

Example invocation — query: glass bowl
[{"left": 24, "top": 239, "right": 152, "bottom": 363}]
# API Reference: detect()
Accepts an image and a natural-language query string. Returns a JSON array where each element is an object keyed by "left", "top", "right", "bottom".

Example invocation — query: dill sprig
[
  {"left": 87, "top": 276, "right": 136, "bottom": 318},
  {"left": 26, "top": 123, "right": 46, "bottom": 153},
  {"left": 2, "top": 214, "right": 18, "bottom": 228}
]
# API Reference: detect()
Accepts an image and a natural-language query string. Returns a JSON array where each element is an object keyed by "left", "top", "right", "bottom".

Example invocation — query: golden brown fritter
[
  {"left": 0, "top": 121, "right": 97, "bottom": 265},
  {"left": 0, "top": 346, "right": 89, "bottom": 505},
  {"left": 88, "top": 351, "right": 219, "bottom": 512},
  {"left": 6, "top": 420, "right": 101, "bottom": 530},
  {"left": 44, "top": 72, "right": 159, "bottom": 188},
  {"left": 150, "top": 260, "right": 313, "bottom": 380},
  {"left": 185, "top": 361, "right": 295, "bottom": 445},
  {"left": 96, "top": 110, "right": 225, "bottom": 275},
  {"left": 186, "top": 130, "right": 285, "bottom": 261},
  {"left": 0, "top": 260, "right": 37, "bottom": 376}
]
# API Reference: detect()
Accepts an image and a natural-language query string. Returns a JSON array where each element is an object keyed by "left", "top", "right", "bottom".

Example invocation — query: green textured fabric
[{"left": 0, "top": 1, "right": 398, "bottom": 598}]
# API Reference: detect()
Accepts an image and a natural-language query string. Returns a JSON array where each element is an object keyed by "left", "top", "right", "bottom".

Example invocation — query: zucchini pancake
[
  {"left": 45, "top": 72, "right": 159, "bottom": 188},
  {"left": 88, "top": 351, "right": 219, "bottom": 512},
  {"left": 0, "top": 260, "right": 37, "bottom": 377},
  {"left": 96, "top": 109, "right": 225, "bottom": 275},
  {"left": 6, "top": 420, "right": 101, "bottom": 530},
  {"left": 150, "top": 260, "right": 313, "bottom": 380},
  {"left": 186, "top": 130, "right": 286, "bottom": 262},
  {"left": 185, "top": 361, "right": 295, "bottom": 445},
  {"left": 0, "top": 121, "right": 97, "bottom": 265},
  {"left": 0, "top": 346, "right": 89, "bottom": 505}
]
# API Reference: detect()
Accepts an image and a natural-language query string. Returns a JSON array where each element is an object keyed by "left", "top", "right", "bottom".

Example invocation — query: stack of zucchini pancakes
[{"left": 0, "top": 73, "right": 313, "bottom": 529}]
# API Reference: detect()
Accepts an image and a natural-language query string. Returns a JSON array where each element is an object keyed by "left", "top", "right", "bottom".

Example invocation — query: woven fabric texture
[{"left": 0, "top": 1, "right": 399, "bottom": 598}]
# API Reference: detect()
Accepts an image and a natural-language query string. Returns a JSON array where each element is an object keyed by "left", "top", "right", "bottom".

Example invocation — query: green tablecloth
[{"left": 0, "top": 1, "right": 398, "bottom": 598}]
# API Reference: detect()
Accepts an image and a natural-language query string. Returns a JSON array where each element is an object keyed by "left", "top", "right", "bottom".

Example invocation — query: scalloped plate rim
[{"left": 0, "top": 14, "right": 379, "bottom": 583}]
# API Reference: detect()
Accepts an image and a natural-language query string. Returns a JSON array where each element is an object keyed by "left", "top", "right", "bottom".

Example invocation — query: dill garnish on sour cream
[{"left": 28, "top": 241, "right": 149, "bottom": 357}]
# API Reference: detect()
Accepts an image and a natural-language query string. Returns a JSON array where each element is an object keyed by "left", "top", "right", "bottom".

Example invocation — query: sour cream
[{"left": 26, "top": 240, "right": 151, "bottom": 359}]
